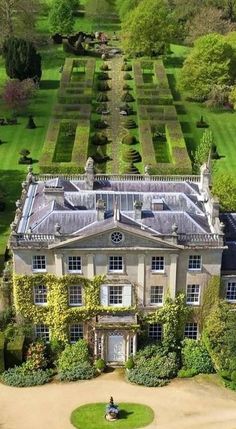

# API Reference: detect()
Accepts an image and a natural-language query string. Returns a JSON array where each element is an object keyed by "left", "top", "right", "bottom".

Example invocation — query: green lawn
[
  {"left": 166, "top": 44, "right": 236, "bottom": 176},
  {"left": 71, "top": 403, "right": 154, "bottom": 429}
]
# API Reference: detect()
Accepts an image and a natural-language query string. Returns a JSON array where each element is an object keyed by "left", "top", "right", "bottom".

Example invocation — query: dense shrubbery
[
  {"left": 180, "top": 339, "right": 214, "bottom": 376},
  {"left": 59, "top": 362, "right": 96, "bottom": 381},
  {"left": 58, "top": 339, "right": 89, "bottom": 373},
  {"left": 127, "top": 344, "right": 179, "bottom": 387},
  {"left": 25, "top": 341, "right": 48, "bottom": 371},
  {"left": 1, "top": 364, "right": 53, "bottom": 387}
]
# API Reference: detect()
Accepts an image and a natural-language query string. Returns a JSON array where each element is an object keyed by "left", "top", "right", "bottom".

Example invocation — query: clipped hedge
[
  {"left": 127, "top": 368, "right": 168, "bottom": 387},
  {"left": 5, "top": 335, "right": 25, "bottom": 368},
  {"left": 1, "top": 365, "right": 53, "bottom": 387},
  {"left": 59, "top": 362, "right": 96, "bottom": 381},
  {"left": 0, "top": 332, "right": 5, "bottom": 373}
]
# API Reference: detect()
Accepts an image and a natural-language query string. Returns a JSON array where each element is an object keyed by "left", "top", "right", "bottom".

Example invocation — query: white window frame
[
  {"left": 70, "top": 324, "right": 83, "bottom": 343},
  {"left": 148, "top": 323, "right": 162, "bottom": 341},
  {"left": 34, "top": 285, "right": 48, "bottom": 306},
  {"left": 226, "top": 282, "right": 236, "bottom": 302},
  {"left": 150, "top": 285, "right": 164, "bottom": 306},
  {"left": 108, "top": 256, "right": 124, "bottom": 273},
  {"left": 32, "top": 255, "right": 46, "bottom": 272},
  {"left": 151, "top": 256, "right": 165, "bottom": 273},
  {"left": 108, "top": 285, "right": 123, "bottom": 306},
  {"left": 35, "top": 324, "right": 50, "bottom": 342},
  {"left": 69, "top": 285, "right": 83, "bottom": 306},
  {"left": 186, "top": 284, "right": 200, "bottom": 305},
  {"left": 184, "top": 323, "right": 198, "bottom": 340},
  {"left": 188, "top": 255, "right": 201, "bottom": 271},
  {"left": 68, "top": 256, "right": 82, "bottom": 273}
]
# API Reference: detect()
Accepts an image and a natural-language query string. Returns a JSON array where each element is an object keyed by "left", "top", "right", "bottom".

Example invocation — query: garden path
[
  {"left": 105, "top": 55, "right": 127, "bottom": 173},
  {"left": 1, "top": 373, "right": 236, "bottom": 429}
]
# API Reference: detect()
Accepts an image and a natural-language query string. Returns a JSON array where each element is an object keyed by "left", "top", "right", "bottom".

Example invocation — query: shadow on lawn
[{"left": 119, "top": 409, "right": 134, "bottom": 420}]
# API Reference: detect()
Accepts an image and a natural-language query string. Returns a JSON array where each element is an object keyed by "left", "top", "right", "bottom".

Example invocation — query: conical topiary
[
  {"left": 100, "top": 63, "right": 109, "bottom": 71},
  {"left": 125, "top": 118, "right": 137, "bottom": 129},
  {"left": 121, "top": 91, "right": 135, "bottom": 102},
  {"left": 26, "top": 115, "right": 36, "bottom": 129},
  {"left": 123, "top": 83, "right": 131, "bottom": 91},
  {"left": 97, "top": 81, "right": 110, "bottom": 91},
  {"left": 94, "top": 119, "right": 108, "bottom": 129},
  {"left": 97, "top": 72, "right": 109, "bottom": 80},
  {"left": 122, "top": 163, "right": 139, "bottom": 174},
  {"left": 92, "top": 132, "right": 108, "bottom": 146},
  {"left": 122, "top": 63, "right": 132, "bottom": 71},
  {"left": 122, "top": 147, "right": 141, "bottom": 163},
  {"left": 97, "top": 93, "right": 109, "bottom": 102},
  {"left": 96, "top": 103, "right": 108, "bottom": 113},
  {"left": 122, "top": 134, "right": 137, "bottom": 145},
  {"left": 120, "top": 103, "right": 133, "bottom": 115},
  {"left": 123, "top": 73, "right": 132, "bottom": 80}
]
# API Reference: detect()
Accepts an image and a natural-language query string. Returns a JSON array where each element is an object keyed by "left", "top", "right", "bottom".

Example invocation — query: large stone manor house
[{"left": 8, "top": 159, "right": 236, "bottom": 363}]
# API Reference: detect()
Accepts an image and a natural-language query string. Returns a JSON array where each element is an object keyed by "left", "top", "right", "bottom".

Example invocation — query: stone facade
[{"left": 9, "top": 163, "right": 229, "bottom": 363}]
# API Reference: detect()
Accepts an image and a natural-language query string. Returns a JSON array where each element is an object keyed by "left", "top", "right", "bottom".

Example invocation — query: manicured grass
[
  {"left": 166, "top": 44, "right": 236, "bottom": 176},
  {"left": 71, "top": 403, "right": 154, "bottom": 429}
]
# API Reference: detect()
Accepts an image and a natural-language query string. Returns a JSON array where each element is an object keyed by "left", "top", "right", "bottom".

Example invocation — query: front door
[{"left": 108, "top": 334, "right": 125, "bottom": 362}]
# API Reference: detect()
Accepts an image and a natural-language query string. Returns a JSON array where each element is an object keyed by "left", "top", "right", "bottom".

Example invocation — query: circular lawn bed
[{"left": 71, "top": 402, "right": 154, "bottom": 429}]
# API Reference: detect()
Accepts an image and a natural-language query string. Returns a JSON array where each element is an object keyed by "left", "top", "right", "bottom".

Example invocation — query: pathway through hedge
[{"left": 106, "top": 55, "right": 127, "bottom": 173}]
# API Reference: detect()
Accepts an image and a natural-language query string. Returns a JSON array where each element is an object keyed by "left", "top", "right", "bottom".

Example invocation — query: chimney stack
[
  {"left": 96, "top": 199, "right": 106, "bottom": 221},
  {"left": 134, "top": 200, "right": 143, "bottom": 220}
]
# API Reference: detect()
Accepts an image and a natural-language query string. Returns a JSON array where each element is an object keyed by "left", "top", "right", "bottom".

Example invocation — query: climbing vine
[{"left": 13, "top": 274, "right": 137, "bottom": 342}]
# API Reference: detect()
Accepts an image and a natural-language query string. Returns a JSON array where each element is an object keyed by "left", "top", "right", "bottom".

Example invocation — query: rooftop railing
[
  {"left": 35, "top": 173, "right": 201, "bottom": 183},
  {"left": 178, "top": 233, "right": 224, "bottom": 246}
]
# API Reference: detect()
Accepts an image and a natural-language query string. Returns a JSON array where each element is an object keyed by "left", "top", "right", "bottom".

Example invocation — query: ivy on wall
[{"left": 13, "top": 274, "right": 138, "bottom": 342}]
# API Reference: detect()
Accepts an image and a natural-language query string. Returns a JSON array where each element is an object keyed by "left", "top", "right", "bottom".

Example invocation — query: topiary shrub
[
  {"left": 122, "top": 147, "right": 141, "bottom": 163},
  {"left": 123, "top": 73, "right": 132, "bottom": 80},
  {"left": 181, "top": 339, "right": 214, "bottom": 375},
  {"left": 122, "top": 134, "right": 137, "bottom": 145},
  {"left": 177, "top": 368, "right": 197, "bottom": 378},
  {"left": 92, "top": 132, "right": 108, "bottom": 146},
  {"left": 120, "top": 103, "right": 133, "bottom": 115},
  {"left": 122, "top": 163, "right": 140, "bottom": 174},
  {"left": 97, "top": 72, "right": 109, "bottom": 80},
  {"left": 94, "top": 119, "right": 108, "bottom": 129},
  {"left": 96, "top": 93, "right": 108, "bottom": 102},
  {"left": 125, "top": 119, "right": 137, "bottom": 129},
  {"left": 127, "top": 368, "right": 169, "bottom": 387},
  {"left": 96, "top": 103, "right": 108, "bottom": 114},
  {"left": 1, "top": 364, "right": 53, "bottom": 387},
  {"left": 58, "top": 339, "right": 89, "bottom": 373},
  {"left": 95, "top": 358, "right": 106, "bottom": 372},
  {"left": 59, "top": 362, "right": 96, "bottom": 381},
  {"left": 121, "top": 91, "right": 135, "bottom": 102},
  {"left": 97, "top": 81, "right": 110, "bottom": 91},
  {"left": 122, "top": 63, "right": 132, "bottom": 71},
  {"left": 123, "top": 83, "right": 131, "bottom": 91},
  {"left": 100, "top": 63, "right": 109, "bottom": 71},
  {"left": 125, "top": 356, "right": 135, "bottom": 370}
]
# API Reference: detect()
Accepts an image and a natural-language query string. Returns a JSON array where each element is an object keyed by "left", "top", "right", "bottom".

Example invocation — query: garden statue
[{"left": 105, "top": 396, "right": 119, "bottom": 421}]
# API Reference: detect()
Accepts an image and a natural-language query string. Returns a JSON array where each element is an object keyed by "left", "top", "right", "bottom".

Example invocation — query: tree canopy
[
  {"left": 122, "top": 0, "right": 173, "bottom": 56},
  {"left": 49, "top": 0, "right": 75, "bottom": 34},
  {"left": 212, "top": 173, "right": 236, "bottom": 212},
  {"left": 180, "top": 33, "right": 234, "bottom": 101}
]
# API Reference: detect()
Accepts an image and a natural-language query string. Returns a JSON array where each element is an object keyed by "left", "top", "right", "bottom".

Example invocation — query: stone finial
[
  {"left": 26, "top": 165, "right": 36, "bottom": 184},
  {"left": 144, "top": 165, "right": 150, "bottom": 176},
  {"left": 21, "top": 181, "right": 27, "bottom": 190},
  {"left": 27, "top": 227, "right": 32, "bottom": 234},
  {"left": 84, "top": 157, "right": 94, "bottom": 190},
  {"left": 172, "top": 223, "right": 178, "bottom": 235},
  {"left": 200, "top": 162, "right": 211, "bottom": 193},
  {"left": 96, "top": 199, "right": 106, "bottom": 221},
  {"left": 15, "top": 200, "right": 22, "bottom": 209},
  {"left": 54, "top": 222, "right": 62, "bottom": 236},
  {"left": 219, "top": 221, "right": 225, "bottom": 233},
  {"left": 134, "top": 200, "right": 143, "bottom": 220},
  {"left": 10, "top": 222, "right": 17, "bottom": 232}
]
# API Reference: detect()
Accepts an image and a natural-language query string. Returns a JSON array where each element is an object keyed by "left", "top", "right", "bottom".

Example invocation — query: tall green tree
[
  {"left": 122, "top": 0, "right": 174, "bottom": 56},
  {"left": 180, "top": 33, "right": 234, "bottom": 101},
  {"left": 194, "top": 130, "right": 213, "bottom": 170},
  {"left": 212, "top": 173, "right": 236, "bottom": 211},
  {"left": 116, "top": 0, "right": 142, "bottom": 20},
  {"left": 3, "top": 37, "right": 42, "bottom": 81},
  {"left": 49, "top": 0, "right": 75, "bottom": 34}
]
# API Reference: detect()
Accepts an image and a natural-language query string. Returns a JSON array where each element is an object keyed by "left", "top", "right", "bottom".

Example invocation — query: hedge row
[{"left": 40, "top": 58, "right": 95, "bottom": 172}]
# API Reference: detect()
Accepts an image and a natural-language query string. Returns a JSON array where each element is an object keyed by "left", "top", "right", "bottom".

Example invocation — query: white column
[
  {"left": 94, "top": 331, "right": 98, "bottom": 358},
  {"left": 87, "top": 254, "right": 94, "bottom": 279},
  {"left": 133, "top": 333, "right": 137, "bottom": 356},
  {"left": 54, "top": 253, "right": 63, "bottom": 276},
  {"left": 169, "top": 254, "right": 178, "bottom": 299},
  {"left": 101, "top": 333, "right": 105, "bottom": 359},
  {"left": 126, "top": 334, "right": 130, "bottom": 360},
  {"left": 137, "top": 254, "right": 145, "bottom": 305}
]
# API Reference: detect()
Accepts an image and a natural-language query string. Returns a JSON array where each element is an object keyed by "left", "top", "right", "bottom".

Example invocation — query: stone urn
[{"left": 105, "top": 397, "right": 119, "bottom": 421}]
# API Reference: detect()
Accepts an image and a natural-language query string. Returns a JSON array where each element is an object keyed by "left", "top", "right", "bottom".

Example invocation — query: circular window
[{"left": 111, "top": 231, "right": 123, "bottom": 244}]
